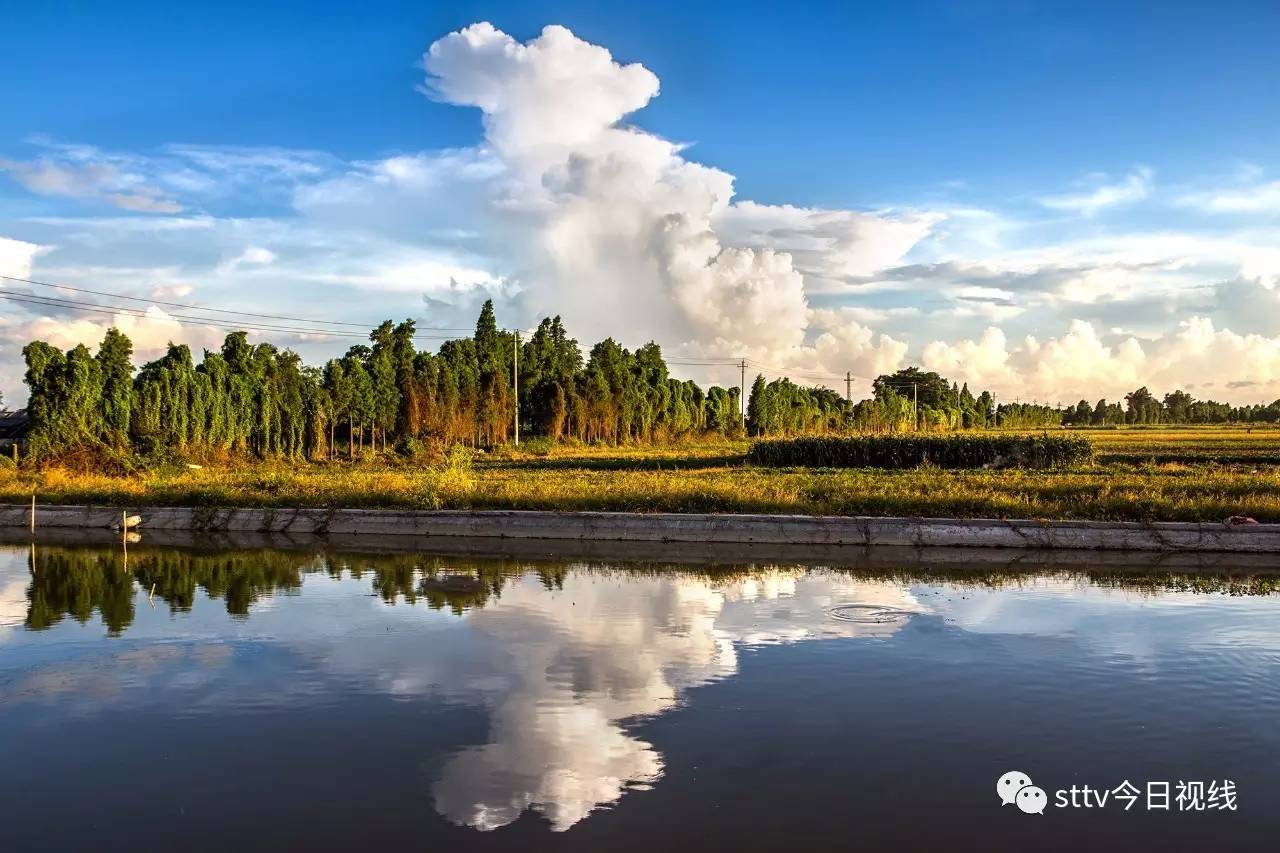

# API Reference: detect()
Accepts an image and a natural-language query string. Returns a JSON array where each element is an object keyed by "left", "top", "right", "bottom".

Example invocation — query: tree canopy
[{"left": 17, "top": 300, "right": 1273, "bottom": 463}]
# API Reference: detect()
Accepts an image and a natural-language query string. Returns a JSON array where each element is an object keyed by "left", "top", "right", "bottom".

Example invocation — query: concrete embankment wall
[{"left": 2, "top": 504, "right": 1279, "bottom": 552}]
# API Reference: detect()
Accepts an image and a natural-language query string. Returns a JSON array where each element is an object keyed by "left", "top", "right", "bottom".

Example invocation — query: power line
[
  {"left": 746, "top": 363, "right": 845, "bottom": 384},
  {"left": 1, "top": 291, "right": 368, "bottom": 337},
  {"left": 743, "top": 358, "right": 848, "bottom": 382},
  {"left": 0, "top": 292, "right": 468, "bottom": 342},
  {"left": 670, "top": 356, "right": 742, "bottom": 363},
  {"left": 0, "top": 291, "right": 379, "bottom": 339},
  {"left": 0, "top": 273, "right": 475, "bottom": 333}
]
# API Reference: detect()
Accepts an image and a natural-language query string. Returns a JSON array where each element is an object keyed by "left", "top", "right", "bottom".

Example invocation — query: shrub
[
  {"left": 517, "top": 436, "right": 556, "bottom": 457},
  {"left": 425, "top": 444, "right": 476, "bottom": 507},
  {"left": 747, "top": 434, "right": 1093, "bottom": 470},
  {"left": 395, "top": 436, "right": 426, "bottom": 459}
]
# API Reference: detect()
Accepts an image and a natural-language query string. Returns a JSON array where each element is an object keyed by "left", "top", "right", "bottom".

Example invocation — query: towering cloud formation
[{"left": 418, "top": 23, "right": 920, "bottom": 375}]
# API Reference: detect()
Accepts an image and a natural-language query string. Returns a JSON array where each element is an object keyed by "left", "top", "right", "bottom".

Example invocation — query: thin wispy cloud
[
  {"left": 1178, "top": 179, "right": 1280, "bottom": 213},
  {"left": 1037, "top": 167, "right": 1153, "bottom": 217},
  {"left": 0, "top": 153, "right": 182, "bottom": 214}
]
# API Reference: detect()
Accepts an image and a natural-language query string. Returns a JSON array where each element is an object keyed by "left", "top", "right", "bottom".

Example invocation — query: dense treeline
[
  {"left": 14, "top": 302, "right": 1280, "bottom": 464},
  {"left": 750, "top": 366, "right": 1061, "bottom": 435},
  {"left": 1058, "top": 387, "right": 1280, "bottom": 426},
  {"left": 777, "top": 367, "right": 1280, "bottom": 435},
  {"left": 18, "top": 301, "right": 742, "bottom": 463}
]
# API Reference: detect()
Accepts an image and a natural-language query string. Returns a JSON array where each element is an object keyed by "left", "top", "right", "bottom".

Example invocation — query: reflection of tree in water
[
  {"left": 851, "top": 567, "right": 1280, "bottom": 598},
  {"left": 21, "top": 543, "right": 1280, "bottom": 638},
  {"left": 135, "top": 552, "right": 306, "bottom": 616},
  {"left": 320, "top": 552, "right": 569, "bottom": 614},
  {"left": 25, "top": 547, "right": 313, "bottom": 635},
  {"left": 324, "top": 554, "right": 494, "bottom": 608},
  {"left": 24, "top": 546, "right": 576, "bottom": 635},
  {"left": 1090, "top": 572, "right": 1280, "bottom": 596},
  {"left": 25, "top": 549, "right": 135, "bottom": 635},
  {"left": 420, "top": 560, "right": 569, "bottom": 615},
  {"left": 419, "top": 573, "right": 498, "bottom": 614}
]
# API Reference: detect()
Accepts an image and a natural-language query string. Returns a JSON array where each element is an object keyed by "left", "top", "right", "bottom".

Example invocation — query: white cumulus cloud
[
  {"left": 0, "top": 236, "right": 45, "bottom": 280},
  {"left": 923, "top": 317, "right": 1280, "bottom": 403},
  {"left": 410, "top": 22, "right": 935, "bottom": 379}
]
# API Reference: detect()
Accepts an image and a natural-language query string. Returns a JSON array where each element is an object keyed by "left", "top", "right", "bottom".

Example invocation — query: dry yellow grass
[{"left": 2, "top": 428, "right": 1279, "bottom": 522}]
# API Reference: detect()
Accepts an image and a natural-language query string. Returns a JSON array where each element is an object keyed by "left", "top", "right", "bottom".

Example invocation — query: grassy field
[
  {"left": 2, "top": 427, "right": 1279, "bottom": 522},
  {"left": 1084, "top": 426, "right": 1280, "bottom": 465}
]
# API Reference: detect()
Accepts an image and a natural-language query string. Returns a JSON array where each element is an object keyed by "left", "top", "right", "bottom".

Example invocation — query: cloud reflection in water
[{"left": 428, "top": 569, "right": 926, "bottom": 831}]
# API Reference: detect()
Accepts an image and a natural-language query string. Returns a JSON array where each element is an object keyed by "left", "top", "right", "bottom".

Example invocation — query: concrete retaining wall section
[{"left": 3, "top": 504, "right": 1280, "bottom": 552}]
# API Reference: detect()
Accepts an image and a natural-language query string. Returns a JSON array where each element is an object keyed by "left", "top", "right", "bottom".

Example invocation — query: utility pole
[
  {"left": 845, "top": 371, "right": 852, "bottom": 405},
  {"left": 739, "top": 358, "right": 747, "bottom": 432},
  {"left": 512, "top": 330, "right": 519, "bottom": 446}
]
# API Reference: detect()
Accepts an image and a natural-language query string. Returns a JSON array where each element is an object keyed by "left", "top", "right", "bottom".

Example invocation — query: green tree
[
  {"left": 96, "top": 327, "right": 135, "bottom": 447},
  {"left": 1125, "top": 387, "right": 1161, "bottom": 424}
]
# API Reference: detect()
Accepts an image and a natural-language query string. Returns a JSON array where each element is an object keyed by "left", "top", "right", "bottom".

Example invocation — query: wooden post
[
  {"left": 513, "top": 330, "right": 520, "bottom": 447},
  {"left": 30, "top": 493, "right": 35, "bottom": 534}
]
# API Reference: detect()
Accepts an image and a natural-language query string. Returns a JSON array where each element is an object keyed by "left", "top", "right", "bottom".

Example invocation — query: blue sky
[
  {"left": 3, "top": 1, "right": 1280, "bottom": 405},
  {"left": 6, "top": 1, "right": 1278, "bottom": 204}
]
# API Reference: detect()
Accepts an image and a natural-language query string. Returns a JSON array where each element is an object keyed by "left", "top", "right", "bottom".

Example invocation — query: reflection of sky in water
[
  {"left": 923, "top": 577, "right": 1280, "bottom": 661},
  {"left": 424, "top": 571, "right": 927, "bottom": 830},
  {"left": 0, "top": 573, "right": 25, "bottom": 636},
  {"left": 4, "top": 546, "right": 1280, "bottom": 834}
]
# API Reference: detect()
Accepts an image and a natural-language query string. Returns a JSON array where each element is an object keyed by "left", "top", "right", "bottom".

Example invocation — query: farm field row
[{"left": 2, "top": 427, "right": 1278, "bottom": 522}]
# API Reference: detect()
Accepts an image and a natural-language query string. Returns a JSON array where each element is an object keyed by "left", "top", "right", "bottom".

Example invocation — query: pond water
[{"left": 2, "top": 533, "right": 1278, "bottom": 851}]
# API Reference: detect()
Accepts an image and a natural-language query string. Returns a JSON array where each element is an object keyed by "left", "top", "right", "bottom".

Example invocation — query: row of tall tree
[
  {"left": 16, "top": 305, "right": 1280, "bottom": 462},
  {"left": 18, "top": 302, "right": 743, "bottom": 461}
]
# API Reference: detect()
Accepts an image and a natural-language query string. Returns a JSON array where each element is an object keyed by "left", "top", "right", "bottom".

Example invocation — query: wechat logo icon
[{"left": 997, "top": 770, "right": 1047, "bottom": 815}]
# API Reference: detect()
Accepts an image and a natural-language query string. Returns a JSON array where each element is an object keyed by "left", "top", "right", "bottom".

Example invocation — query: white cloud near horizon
[
  {"left": 4, "top": 23, "right": 1280, "bottom": 405},
  {"left": 922, "top": 316, "right": 1280, "bottom": 403}
]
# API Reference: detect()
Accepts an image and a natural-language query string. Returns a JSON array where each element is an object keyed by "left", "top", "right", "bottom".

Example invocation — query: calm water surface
[{"left": 1, "top": 534, "right": 1278, "bottom": 851}]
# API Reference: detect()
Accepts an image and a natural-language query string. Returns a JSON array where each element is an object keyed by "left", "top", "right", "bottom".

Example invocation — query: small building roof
[{"left": 0, "top": 409, "right": 31, "bottom": 440}]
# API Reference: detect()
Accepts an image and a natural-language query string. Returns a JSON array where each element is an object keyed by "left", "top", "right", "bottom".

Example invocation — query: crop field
[
  {"left": 747, "top": 434, "right": 1093, "bottom": 469},
  {"left": 1079, "top": 426, "right": 1280, "bottom": 465},
  {"left": 2, "top": 427, "right": 1279, "bottom": 523}
]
